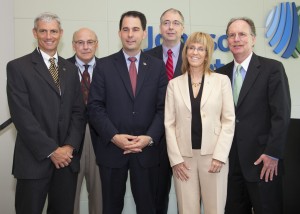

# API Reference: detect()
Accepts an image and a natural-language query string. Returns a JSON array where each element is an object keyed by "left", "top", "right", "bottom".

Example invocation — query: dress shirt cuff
[{"left": 267, "top": 155, "right": 278, "bottom": 160}]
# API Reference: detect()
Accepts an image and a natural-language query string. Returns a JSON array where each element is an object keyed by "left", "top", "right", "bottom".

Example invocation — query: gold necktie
[{"left": 49, "top": 57, "right": 60, "bottom": 89}]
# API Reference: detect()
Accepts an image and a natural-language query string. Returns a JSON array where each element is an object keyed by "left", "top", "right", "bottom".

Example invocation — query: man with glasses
[
  {"left": 6, "top": 12, "right": 86, "bottom": 214},
  {"left": 216, "top": 17, "right": 291, "bottom": 214},
  {"left": 145, "top": 8, "right": 185, "bottom": 214},
  {"left": 67, "top": 27, "right": 102, "bottom": 214}
]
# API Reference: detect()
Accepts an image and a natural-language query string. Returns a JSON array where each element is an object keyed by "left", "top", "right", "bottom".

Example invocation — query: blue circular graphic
[{"left": 265, "top": 2, "right": 300, "bottom": 59}]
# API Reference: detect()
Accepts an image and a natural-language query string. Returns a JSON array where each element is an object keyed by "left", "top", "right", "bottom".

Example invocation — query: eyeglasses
[
  {"left": 161, "top": 20, "right": 182, "bottom": 27},
  {"left": 74, "top": 40, "right": 97, "bottom": 47},
  {"left": 187, "top": 46, "right": 206, "bottom": 53},
  {"left": 227, "top": 32, "right": 252, "bottom": 40}
]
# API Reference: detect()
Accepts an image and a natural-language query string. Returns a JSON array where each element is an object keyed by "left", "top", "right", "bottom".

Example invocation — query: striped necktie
[
  {"left": 166, "top": 49, "right": 174, "bottom": 80},
  {"left": 49, "top": 57, "right": 60, "bottom": 89}
]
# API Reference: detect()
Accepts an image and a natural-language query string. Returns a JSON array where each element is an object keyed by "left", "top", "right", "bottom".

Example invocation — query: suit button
[
  {"left": 132, "top": 112, "right": 135, "bottom": 115},
  {"left": 236, "top": 119, "right": 239, "bottom": 123}
]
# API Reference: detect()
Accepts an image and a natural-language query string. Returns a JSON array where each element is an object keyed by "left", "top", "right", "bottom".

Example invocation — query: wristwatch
[{"left": 148, "top": 138, "right": 154, "bottom": 146}]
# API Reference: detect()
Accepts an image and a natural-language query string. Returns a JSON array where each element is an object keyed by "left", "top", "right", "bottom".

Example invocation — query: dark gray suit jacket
[
  {"left": 216, "top": 53, "right": 291, "bottom": 182},
  {"left": 7, "top": 49, "right": 86, "bottom": 179}
]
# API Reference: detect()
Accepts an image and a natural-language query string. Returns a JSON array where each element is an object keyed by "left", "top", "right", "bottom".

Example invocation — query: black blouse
[{"left": 188, "top": 74, "right": 205, "bottom": 149}]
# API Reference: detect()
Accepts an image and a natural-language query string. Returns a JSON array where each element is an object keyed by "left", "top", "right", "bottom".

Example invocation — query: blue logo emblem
[{"left": 265, "top": 2, "right": 300, "bottom": 59}]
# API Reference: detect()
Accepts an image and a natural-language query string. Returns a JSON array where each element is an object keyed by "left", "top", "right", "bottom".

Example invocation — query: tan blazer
[{"left": 165, "top": 72, "right": 235, "bottom": 167}]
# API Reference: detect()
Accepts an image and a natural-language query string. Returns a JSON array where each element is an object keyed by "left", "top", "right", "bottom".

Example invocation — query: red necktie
[
  {"left": 128, "top": 57, "right": 137, "bottom": 96},
  {"left": 166, "top": 49, "right": 174, "bottom": 80},
  {"left": 81, "top": 64, "right": 90, "bottom": 105}
]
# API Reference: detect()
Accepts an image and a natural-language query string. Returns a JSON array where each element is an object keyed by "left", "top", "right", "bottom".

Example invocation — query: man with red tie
[
  {"left": 88, "top": 11, "right": 168, "bottom": 214},
  {"left": 145, "top": 8, "right": 185, "bottom": 214}
]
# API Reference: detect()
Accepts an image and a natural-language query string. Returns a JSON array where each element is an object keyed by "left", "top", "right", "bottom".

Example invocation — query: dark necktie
[
  {"left": 81, "top": 64, "right": 90, "bottom": 105},
  {"left": 166, "top": 49, "right": 174, "bottom": 80},
  {"left": 49, "top": 57, "right": 60, "bottom": 89},
  {"left": 128, "top": 57, "right": 137, "bottom": 96}
]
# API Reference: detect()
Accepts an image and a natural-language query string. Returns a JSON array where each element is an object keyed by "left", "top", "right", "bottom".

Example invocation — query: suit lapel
[
  {"left": 178, "top": 73, "right": 191, "bottom": 112},
  {"left": 225, "top": 61, "right": 234, "bottom": 82},
  {"left": 114, "top": 50, "right": 135, "bottom": 99},
  {"left": 58, "top": 57, "right": 67, "bottom": 96},
  {"left": 155, "top": 46, "right": 163, "bottom": 60},
  {"left": 173, "top": 43, "right": 184, "bottom": 78},
  {"left": 31, "top": 49, "right": 60, "bottom": 95},
  {"left": 237, "top": 54, "right": 261, "bottom": 108},
  {"left": 201, "top": 73, "right": 214, "bottom": 108},
  {"left": 135, "top": 53, "right": 149, "bottom": 97}
]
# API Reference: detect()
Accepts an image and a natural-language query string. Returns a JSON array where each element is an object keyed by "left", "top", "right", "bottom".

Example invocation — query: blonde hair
[{"left": 181, "top": 32, "right": 214, "bottom": 74}]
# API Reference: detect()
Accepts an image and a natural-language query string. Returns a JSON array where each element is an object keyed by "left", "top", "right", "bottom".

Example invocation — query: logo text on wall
[
  {"left": 266, "top": 2, "right": 300, "bottom": 59},
  {"left": 144, "top": 27, "right": 228, "bottom": 70}
]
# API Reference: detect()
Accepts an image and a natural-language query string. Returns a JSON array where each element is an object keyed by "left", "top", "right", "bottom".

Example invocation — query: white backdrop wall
[
  {"left": 0, "top": 0, "right": 16, "bottom": 214},
  {"left": 1, "top": 0, "right": 299, "bottom": 213}
]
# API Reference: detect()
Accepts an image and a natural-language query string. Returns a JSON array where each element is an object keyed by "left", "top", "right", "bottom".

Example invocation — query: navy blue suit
[
  {"left": 145, "top": 43, "right": 183, "bottom": 214},
  {"left": 88, "top": 50, "right": 168, "bottom": 214}
]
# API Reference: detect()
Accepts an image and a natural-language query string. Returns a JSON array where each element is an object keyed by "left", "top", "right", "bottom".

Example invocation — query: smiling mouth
[
  {"left": 44, "top": 41, "right": 54, "bottom": 45},
  {"left": 233, "top": 45, "right": 243, "bottom": 48}
]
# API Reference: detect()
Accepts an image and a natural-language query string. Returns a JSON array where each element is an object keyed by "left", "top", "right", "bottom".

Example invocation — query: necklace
[{"left": 192, "top": 82, "right": 201, "bottom": 87}]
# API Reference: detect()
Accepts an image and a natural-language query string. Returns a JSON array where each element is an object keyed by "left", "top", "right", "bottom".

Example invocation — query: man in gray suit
[
  {"left": 145, "top": 8, "right": 185, "bottom": 214},
  {"left": 6, "top": 12, "right": 86, "bottom": 214},
  {"left": 68, "top": 27, "right": 102, "bottom": 214}
]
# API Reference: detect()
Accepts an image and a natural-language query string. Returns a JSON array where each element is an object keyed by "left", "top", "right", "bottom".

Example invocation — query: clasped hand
[
  {"left": 112, "top": 134, "right": 151, "bottom": 154},
  {"left": 50, "top": 145, "right": 74, "bottom": 169}
]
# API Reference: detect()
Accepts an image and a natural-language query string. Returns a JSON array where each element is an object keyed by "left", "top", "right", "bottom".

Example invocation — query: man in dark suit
[
  {"left": 6, "top": 12, "right": 86, "bottom": 214},
  {"left": 68, "top": 27, "right": 102, "bottom": 214},
  {"left": 145, "top": 8, "right": 185, "bottom": 214},
  {"left": 88, "top": 11, "right": 168, "bottom": 214},
  {"left": 216, "top": 17, "right": 291, "bottom": 214}
]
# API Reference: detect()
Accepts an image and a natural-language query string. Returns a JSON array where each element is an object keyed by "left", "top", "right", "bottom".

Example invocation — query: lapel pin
[{"left": 143, "top": 62, "right": 147, "bottom": 66}]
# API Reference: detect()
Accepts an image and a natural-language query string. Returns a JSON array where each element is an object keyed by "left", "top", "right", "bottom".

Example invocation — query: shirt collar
[
  {"left": 162, "top": 42, "right": 181, "bottom": 58},
  {"left": 38, "top": 47, "right": 58, "bottom": 63},
  {"left": 75, "top": 56, "right": 96, "bottom": 70},
  {"left": 123, "top": 50, "right": 141, "bottom": 62},
  {"left": 234, "top": 52, "right": 253, "bottom": 72}
]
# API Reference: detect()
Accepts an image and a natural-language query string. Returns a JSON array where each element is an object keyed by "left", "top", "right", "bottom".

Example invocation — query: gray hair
[
  {"left": 226, "top": 17, "right": 256, "bottom": 36},
  {"left": 160, "top": 8, "right": 184, "bottom": 24},
  {"left": 34, "top": 12, "right": 61, "bottom": 30}
]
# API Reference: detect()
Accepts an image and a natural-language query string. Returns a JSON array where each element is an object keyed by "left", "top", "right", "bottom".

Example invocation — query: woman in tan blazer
[{"left": 164, "top": 32, "right": 235, "bottom": 214}]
